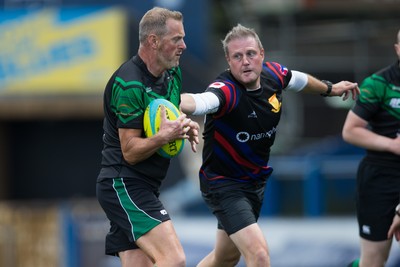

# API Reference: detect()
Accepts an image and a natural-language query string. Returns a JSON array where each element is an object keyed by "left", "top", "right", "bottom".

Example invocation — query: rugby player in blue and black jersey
[
  {"left": 181, "top": 24, "right": 359, "bottom": 267},
  {"left": 344, "top": 29, "right": 400, "bottom": 267},
  {"left": 96, "top": 7, "right": 199, "bottom": 267}
]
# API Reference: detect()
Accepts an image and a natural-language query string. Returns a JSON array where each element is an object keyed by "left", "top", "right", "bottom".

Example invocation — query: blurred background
[{"left": 0, "top": 0, "right": 399, "bottom": 266}]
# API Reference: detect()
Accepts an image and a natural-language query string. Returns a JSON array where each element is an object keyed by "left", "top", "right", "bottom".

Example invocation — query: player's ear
[
  {"left": 225, "top": 54, "right": 230, "bottom": 63},
  {"left": 149, "top": 34, "right": 159, "bottom": 49}
]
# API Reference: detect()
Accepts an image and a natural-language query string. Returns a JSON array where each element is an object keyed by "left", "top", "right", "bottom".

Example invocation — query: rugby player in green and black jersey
[
  {"left": 96, "top": 7, "right": 199, "bottom": 267},
  {"left": 181, "top": 24, "right": 359, "bottom": 267},
  {"left": 344, "top": 29, "right": 400, "bottom": 267}
]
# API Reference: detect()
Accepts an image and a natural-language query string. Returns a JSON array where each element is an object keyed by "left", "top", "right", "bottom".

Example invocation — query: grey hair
[
  {"left": 138, "top": 7, "right": 183, "bottom": 44},
  {"left": 222, "top": 24, "right": 263, "bottom": 57}
]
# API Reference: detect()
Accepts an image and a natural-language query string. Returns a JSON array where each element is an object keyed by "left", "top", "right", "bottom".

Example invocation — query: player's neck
[
  {"left": 138, "top": 48, "right": 164, "bottom": 78},
  {"left": 246, "top": 85, "right": 261, "bottom": 91}
]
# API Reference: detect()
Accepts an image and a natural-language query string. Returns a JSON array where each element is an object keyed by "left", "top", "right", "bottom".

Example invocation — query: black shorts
[
  {"left": 96, "top": 178, "right": 171, "bottom": 256},
  {"left": 356, "top": 159, "right": 400, "bottom": 241},
  {"left": 202, "top": 182, "right": 266, "bottom": 235}
]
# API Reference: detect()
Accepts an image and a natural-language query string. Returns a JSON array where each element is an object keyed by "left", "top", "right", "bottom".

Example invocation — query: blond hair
[{"left": 222, "top": 24, "right": 263, "bottom": 57}]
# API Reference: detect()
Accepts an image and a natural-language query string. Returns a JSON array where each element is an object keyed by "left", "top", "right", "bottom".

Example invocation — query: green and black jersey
[
  {"left": 98, "top": 55, "right": 182, "bottom": 188},
  {"left": 352, "top": 60, "right": 400, "bottom": 167}
]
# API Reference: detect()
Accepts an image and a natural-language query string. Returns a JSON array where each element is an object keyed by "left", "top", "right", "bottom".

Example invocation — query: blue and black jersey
[{"left": 200, "top": 62, "right": 292, "bottom": 191}]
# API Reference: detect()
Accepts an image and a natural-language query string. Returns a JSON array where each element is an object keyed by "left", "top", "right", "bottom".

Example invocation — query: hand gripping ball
[{"left": 143, "top": 99, "right": 184, "bottom": 158}]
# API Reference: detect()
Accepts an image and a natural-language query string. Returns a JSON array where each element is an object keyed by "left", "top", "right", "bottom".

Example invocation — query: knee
[
  {"left": 249, "top": 248, "right": 270, "bottom": 266},
  {"left": 171, "top": 250, "right": 186, "bottom": 267},
  {"left": 166, "top": 251, "right": 186, "bottom": 267},
  {"left": 257, "top": 249, "right": 270, "bottom": 265},
  {"left": 155, "top": 249, "right": 186, "bottom": 267},
  {"left": 176, "top": 253, "right": 186, "bottom": 267}
]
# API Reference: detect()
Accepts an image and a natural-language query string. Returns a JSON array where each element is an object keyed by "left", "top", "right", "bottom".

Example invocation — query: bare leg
[
  {"left": 119, "top": 249, "right": 154, "bottom": 267},
  {"left": 359, "top": 237, "right": 392, "bottom": 267},
  {"left": 136, "top": 220, "right": 186, "bottom": 267},
  {"left": 197, "top": 229, "right": 241, "bottom": 267},
  {"left": 230, "top": 223, "right": 270, "bottom": 267}
]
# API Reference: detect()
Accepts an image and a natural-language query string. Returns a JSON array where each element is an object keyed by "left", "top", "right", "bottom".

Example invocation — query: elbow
[
  {"left": 126, "top": 159, "right": 139, "bottom": 165},
  {"left": 122, "top": 152, "right": 140, "bottom": 165},
  {"left": 180, "top": 103, "right": 194, "bottom": 115},
  {"left": 341, "top": 129, "right": 348, "bottom": 142},
  {"left": 342, "top": 129, "right": 349, "bottom": 143},
  {"left": 124, "top": 157, "right": 138, "bottom": 166},
  {"left": 180, "top": 94, "right": 195, "bottom": 115},
  {"left": 342, "top": 128, "right": 354, "bottom": 145}
]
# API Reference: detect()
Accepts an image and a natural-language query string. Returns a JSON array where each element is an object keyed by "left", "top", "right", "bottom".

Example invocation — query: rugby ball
[{"left": 143, "top": 99, "right": 184, "bottom": 158}]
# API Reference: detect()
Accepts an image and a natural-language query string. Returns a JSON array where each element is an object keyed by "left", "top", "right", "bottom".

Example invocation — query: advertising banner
[{"left": 0, "top": 7, "right": 127, "bottom": 95}]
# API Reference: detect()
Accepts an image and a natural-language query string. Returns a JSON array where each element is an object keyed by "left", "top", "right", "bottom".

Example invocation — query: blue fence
[{"left": 263, "top": 154, "right": 363, "bottom": 216}]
